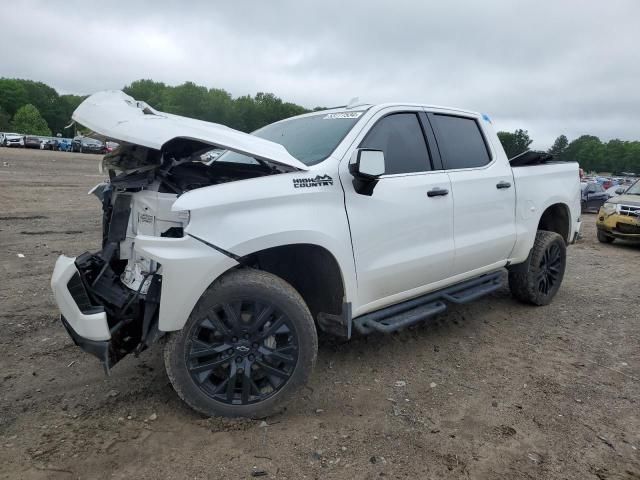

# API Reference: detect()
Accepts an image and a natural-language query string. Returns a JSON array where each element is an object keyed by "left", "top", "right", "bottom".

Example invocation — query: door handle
[
  {"left": 496, "top": 181, "right": 512, "bottom": 189},
  {"left": 427, "top": 187, "right": 449, "bottom": 197}
]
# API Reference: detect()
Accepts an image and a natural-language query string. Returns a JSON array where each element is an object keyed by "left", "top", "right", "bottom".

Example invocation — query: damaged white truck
[{"left": 51, "top": 91, "right": 582, "bottom": 417}]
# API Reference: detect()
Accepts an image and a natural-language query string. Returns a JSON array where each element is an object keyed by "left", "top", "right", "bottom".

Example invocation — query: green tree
[
  {"left": 563, "top": 135, "right": 604, "bottom": 171},
  {"left": 497, "top": 129, "right": 533, "bottom": 158},
  {"left": 0, "top": 78, "right": 28, "bottom": 117},
  {"left": 10, "top": 104, "right": 51, "bottom": 135},
  {"left": 548, "top": 134, "right": 568, "bottom": 159},
  {"left": 18, "top": 80, "right": 59, "bottom": 130},
  {"left": 123, "top": 79, "right": 169, "bottom": 111},
  {"left": 122, "top": 78, "right": 310, "bottom": 133},
  {"left": 0, "top": 106, "right": 10, "bottom": 130}
]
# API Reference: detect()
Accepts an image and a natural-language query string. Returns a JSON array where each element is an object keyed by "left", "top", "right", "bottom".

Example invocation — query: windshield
[
  {"left": 626, "top": 179, "right": 640, "bottom": 195},
  {"left": 218, "top": 110, "right": 365, "bottom": 166}
]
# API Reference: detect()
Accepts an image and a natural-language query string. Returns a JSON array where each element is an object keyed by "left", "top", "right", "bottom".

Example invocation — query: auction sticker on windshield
[{"left": 323, "top": 112, "right": 363, "bottom": 119}]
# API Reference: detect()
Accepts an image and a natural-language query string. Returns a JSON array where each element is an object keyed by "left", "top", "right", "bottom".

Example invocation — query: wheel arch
[
  {"left": 537, "top": 202, "right": 571, "bottom": 243},
  {"left": 238, "top": 243, "right": 347, "bottom": 323}
]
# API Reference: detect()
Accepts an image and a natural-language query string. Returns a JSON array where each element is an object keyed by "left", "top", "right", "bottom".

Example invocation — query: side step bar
[{"left": 353, "top": 270, "right": 504, "bottom": 335}]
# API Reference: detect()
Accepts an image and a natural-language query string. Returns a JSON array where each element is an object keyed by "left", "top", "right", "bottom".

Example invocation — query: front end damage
[
  {"left": 51, "top": 139, "right": 293, "bottom": 372},
  {"left": 52, "top": 178, "right": 169, "bottom": 372},
  {"left": 51, "top": 90, "right": 309, "bottom": 372}
]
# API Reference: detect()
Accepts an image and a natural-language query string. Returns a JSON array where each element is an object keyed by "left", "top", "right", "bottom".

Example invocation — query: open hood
[{"left": 72, "top": 90, "right": 309, "bottom": 171}]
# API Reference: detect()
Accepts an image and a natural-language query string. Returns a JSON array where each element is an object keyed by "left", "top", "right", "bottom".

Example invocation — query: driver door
[{"left": 340, "top": 110, "right": 455, "bottom": 315}]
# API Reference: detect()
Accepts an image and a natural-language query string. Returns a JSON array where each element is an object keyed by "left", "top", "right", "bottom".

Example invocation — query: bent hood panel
[{"left": 72, "top": 90, "right": 308, "bottom": 170}]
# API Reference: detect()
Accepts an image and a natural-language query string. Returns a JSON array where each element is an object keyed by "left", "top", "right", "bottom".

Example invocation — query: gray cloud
[{"left": 3, "top": 0, "right": 639, "bottom": 148}]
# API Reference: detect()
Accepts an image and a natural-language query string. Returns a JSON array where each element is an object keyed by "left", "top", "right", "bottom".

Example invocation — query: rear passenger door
[{"left": 427, "top": 112, "right": 516, "bottom": 276}]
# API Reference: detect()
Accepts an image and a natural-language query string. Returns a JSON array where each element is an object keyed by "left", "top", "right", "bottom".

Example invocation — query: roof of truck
[{"left": 288, "top": 102, "right": 481, "bottom": 120}]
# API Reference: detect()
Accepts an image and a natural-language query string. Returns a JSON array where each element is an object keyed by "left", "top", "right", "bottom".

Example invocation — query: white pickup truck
[{"left": 51, "top": 91, "right": 581, "bottom": 417}]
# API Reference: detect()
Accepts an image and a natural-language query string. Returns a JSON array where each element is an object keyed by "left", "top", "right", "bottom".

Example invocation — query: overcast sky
[{"left": 3, "top": 0, "right": 639, "bottom": 148}]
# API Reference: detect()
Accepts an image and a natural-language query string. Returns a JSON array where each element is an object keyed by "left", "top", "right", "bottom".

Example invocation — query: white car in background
[{"left": 3, "top": 133, "right": 24, "bottom": 147}]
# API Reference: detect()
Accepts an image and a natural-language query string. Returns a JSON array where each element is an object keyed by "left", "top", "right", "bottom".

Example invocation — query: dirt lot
[{"left": 0, "top": 147, "right": 639, "bottom": 479}]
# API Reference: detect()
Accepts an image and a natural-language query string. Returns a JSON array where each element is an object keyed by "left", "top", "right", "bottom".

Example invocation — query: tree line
[
  {"left": 497, "top": 129, "right": 640, "bottom": 174},
  {"left": 1, "top": 77, "right": 638, "bottom": 173},
  {"left": 0, "top": 79, "right": 84, "bottom": 136},
  {"left": 0, "top": 78, "right": 310, "bottom": 138}
]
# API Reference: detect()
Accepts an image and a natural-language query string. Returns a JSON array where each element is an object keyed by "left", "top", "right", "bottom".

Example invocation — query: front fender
[
  {"left": 133, "top": 235, "right": 238, "bottom": 331},
  {"left": 176, "top": 167, "right": 358, "bottom": 307}
]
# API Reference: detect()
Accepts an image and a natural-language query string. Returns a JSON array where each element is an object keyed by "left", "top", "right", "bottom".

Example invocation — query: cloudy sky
[{"left": 3, "top": 0, "right": 639, "bottom": 148}]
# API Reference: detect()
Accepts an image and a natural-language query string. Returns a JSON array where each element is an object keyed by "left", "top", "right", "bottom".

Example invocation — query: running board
[{"left": 353, "top": 270, "right": 504, "bottom": 334}]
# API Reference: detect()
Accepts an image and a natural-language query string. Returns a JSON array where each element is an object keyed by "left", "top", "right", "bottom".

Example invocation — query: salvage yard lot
[{"left": 0, "top": 147, "right": 639, "bottom": 479}]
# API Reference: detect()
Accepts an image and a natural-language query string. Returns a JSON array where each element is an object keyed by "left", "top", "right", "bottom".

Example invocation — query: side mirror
[
  {"left": 349, "top": 149, "right": 385, "bottom": 179},
  {"left": 615, "top": 187, "right": 626, "bottom": 194}
]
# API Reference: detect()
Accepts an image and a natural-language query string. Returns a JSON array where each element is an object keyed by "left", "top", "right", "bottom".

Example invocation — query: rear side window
[
  {"left": 360, "top": 113, "right": 431, "bottom": 175},
  {"left": 431, "top": 114, "right": 491, "bottom": 169}
]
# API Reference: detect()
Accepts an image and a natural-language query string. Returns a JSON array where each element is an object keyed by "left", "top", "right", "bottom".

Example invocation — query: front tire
[
  {"left": 508, "top": 230, "right": 567, "bottom": 306},
  {"left": 164, "top": 269, "right": 317, "bottom": 418},
  {"left": 597, "top": 230, "right": 614, "bottom": 243}
]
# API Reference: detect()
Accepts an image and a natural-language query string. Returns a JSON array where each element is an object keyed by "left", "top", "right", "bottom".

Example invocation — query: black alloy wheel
[
  {"left": 536, "top": 242, "right": 562, "bottom": 295},
  {"left": 187, "top": 300, "right": 299, "bottom": 405},
  {"left": 164, "top": 269, "right": 317, "bottom": 418}
]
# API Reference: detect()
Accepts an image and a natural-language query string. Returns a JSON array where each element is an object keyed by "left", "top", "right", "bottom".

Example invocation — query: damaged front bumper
[
  {"left": 51, "top": 255, "right": 111, "bottom": 342},
  {"left": 51, "top": 252, "right": 162, "bottom": 372},
  {"left": 51, "top": 234, "right": 239, "bottom": 372}
]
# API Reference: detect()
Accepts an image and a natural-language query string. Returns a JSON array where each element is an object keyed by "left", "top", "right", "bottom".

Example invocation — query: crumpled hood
[
  {"left": 606, "top": 194, "right": 640, "bottom": 206},
  {"left": 72, "top": 90, "right": 308, "bottom": 171}
]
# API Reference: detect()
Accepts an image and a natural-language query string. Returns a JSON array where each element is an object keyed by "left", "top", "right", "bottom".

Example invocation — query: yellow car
[{"left": 596, "top": 180, "right": 640, "bottom": 243}]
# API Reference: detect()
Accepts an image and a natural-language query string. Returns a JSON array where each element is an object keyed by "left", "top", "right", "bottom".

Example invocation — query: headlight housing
[
  {"left": 602, "top": 202, "right": 617, "bottom": 215},
  {"left": 176, "top": 210, "right": 191, "bottom": 226}
]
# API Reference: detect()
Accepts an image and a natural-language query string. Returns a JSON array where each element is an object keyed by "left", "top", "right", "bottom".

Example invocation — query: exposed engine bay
[{"left": 73, "top": 139, "right": 291, "bottom": 367}]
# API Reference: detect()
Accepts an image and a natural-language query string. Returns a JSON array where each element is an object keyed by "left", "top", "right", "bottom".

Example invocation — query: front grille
[
  {"left": 619, "top": 204, "right": 640, "bottom": 217},
  {"left": 616, "top": 223, "right": 640, "bottom": 235},
  {"left": 67, "top": 272, "right": 94, "bottom": 313}
]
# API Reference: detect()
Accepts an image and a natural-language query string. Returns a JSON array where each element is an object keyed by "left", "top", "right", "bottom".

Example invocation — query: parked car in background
[
  {"left": 57, "top": 138, "right": 73, "bottom": 152},
  {"left": 72, "top": 136, "right": 106, "bottom": 154},
  {"left": 581, "top": 182, "right": 609, "bottom": 212},
  {"left": 43, "top": 138, "right": 59, "bottom": 150},
  {"left": 24, "top": 136, "right": 43, "bottom": 149},
  {"left": 105, "top": 141, "right": 120, "bottom": 153},
  {"left": 596, "top": 179, "right": 640, "bottom": 243},
  {"left": 4, "top": 133, "right": 24, "bottom": 147}
]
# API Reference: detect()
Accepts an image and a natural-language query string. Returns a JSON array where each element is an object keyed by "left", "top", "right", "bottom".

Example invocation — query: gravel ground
[{"left": 0, "top": 147, "right": 639, "bottom": 480}]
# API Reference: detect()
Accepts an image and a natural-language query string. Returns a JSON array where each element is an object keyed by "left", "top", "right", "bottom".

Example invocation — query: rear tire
[
  {"left": 164, "top": 269, "right": 317, "bottom": 418},
  {"left": 597, "top": 230, "right": 614, "bottom": 243},
  {"left": 509, "top": 230, "right": 566, "bottom": 306}
]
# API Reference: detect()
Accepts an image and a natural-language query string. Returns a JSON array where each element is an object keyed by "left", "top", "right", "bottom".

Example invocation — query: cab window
[{"left": 359, "top": 113, "right": 431, "bottom": 175}]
